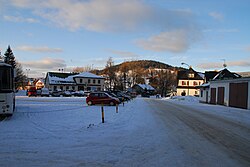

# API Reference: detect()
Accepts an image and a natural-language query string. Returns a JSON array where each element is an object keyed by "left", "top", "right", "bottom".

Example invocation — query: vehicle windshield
[{"left": 0, "top": 67, "right": 13, "bottom": 92}]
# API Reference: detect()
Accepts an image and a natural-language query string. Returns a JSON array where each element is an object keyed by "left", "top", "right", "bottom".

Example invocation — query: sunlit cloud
[
  {"left": 8, "top": 0, "right": 199, "bottom": 33},
  {"left": 245, "top": 46, "right": 250, "bottom": 52},
  {"left": 197, "top": 60, "right": 250, "bottom": 69},
  {"left": 16, "top": 45, "right": 63, "bottom": 53},
  {"left": 3, "top": 15, "right": 39, "bottom": 23},
  {"left": 21, "top": 57, "right": 66, "bottom": 69},
  {"left": 136, "top": 29, "right": 201, "bottom": 53},
  {"left": 209, "top": 12, "right": 224, "bottom": 21},
  {"left": 108, "top": 50, "right": 140, "bottom": 59}
]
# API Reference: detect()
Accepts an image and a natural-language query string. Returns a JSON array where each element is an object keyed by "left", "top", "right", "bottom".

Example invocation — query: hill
[{"left": 94, "top": 60, "right": 181, "bottom": 75}]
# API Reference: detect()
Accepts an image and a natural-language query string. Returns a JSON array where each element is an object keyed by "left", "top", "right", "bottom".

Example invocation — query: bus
[{"left": 0, "top": 62, "right": 15, "bottom": 116}]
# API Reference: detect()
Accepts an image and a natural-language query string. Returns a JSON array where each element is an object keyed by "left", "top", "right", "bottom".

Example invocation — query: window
[
  {"left": 60, "top": 86, "right": 63, "bottom": 90},
  {"left": 201, "top": 90, "right": 203, "bottom": 97},
  {"left": 53, "top": 86, "right": 57, "bottom": 91},
  {"left": 80, "top": 79, "right": 83, "bottom": 83},
  {"left": 66, "top": 86, "right": 69, "bottom": 90},
  {"left": 88, "top": 79, "right": 90, "bottom": 83},
  {"left": 93, "top": 79, "right": 96, "bottom": 84},
  {"left": 193, "top": 81, "right": 198, "bottom": 86},
  {"left": 98, "top": 80, "right": 101, "bottom": 84},
  {"left": 189, "top": 73, "right": 195, "bottom": 78},
  {"left": 72, "top": 86, "right": 75, "bottom": 90},
  {"left": 182, "top": 81, "right": 186, "bottom": 85},
  {"left": 100, "top": 93, "right": 108, "bottom": 97}
]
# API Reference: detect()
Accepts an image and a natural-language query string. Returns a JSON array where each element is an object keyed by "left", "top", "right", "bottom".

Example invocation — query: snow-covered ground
[
  {"left": 0, "top": 92, "right": 250, "bottom": 166},
  {"left": 163, "top": 96, "right": 250, "bottom": 127}
]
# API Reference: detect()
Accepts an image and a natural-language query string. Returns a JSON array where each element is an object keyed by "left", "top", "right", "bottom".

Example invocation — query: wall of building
[
  {"left": 177, "top": 88, "right": 200, "bottom": 96},
  {"left": 202, "top": 78, "right": 250, "bottom": 110}
]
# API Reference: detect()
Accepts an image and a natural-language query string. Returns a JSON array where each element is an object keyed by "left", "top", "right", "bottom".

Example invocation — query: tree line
[{"left": 1, "top": 46, "right": 26, "bottom": 89}]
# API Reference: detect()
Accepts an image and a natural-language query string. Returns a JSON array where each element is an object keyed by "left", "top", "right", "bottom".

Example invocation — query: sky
[{"left": 1, "top": 0, "right": 250, "bottom": 78}]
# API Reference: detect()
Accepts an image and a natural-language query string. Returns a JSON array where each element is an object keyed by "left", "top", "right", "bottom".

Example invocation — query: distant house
[
  {"left": 176, "top": 67, "right": 204, "bottom": 96},
  {"left": 45, "top": 72, "right": 105, "bottom": 91},
  {"left": 132, "top": 84, "right": 155, "bottom": 95},
  {"left": 198, "top": 68, "right": 250, "bottom": 110},
  {"left": 33, "top": 79, "right": 45, "bottom": 90}
]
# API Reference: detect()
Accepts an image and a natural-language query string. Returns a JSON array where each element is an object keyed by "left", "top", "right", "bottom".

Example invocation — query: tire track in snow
[{"left": 149, "top": 99, "right": 250, "bottom": 166}]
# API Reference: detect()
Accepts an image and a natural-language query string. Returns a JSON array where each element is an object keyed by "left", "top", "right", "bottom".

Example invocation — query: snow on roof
[
  {"left": 198, "top": 73, "right": 205, "bottom": 79},
  {"left": 47, "top": 72, "right": 104, "bottom": 85},
  {"left": 73, "top": 72, "right": 104, "bottom": 79},
  {"left": 48, "top": 76, "right": 75, "bottom": 85},
  {"left": 137, "top": 84, "right": 155, "bottom": 90}
]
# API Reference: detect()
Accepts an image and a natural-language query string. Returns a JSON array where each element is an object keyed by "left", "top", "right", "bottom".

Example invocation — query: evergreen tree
[
  {"left": 15, "top": 61, "right": 27, "bottom": 89},
  {"left": 4, "top": 45, "right": 16, "bottom": 68}
]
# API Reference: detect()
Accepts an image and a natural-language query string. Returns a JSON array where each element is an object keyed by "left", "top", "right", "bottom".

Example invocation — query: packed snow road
[
  {"left": 0, "top": 96, "right": 250, "bottom": 167},
  {"left": 145, "top": 98, "right": 250, "bottom": 167}
]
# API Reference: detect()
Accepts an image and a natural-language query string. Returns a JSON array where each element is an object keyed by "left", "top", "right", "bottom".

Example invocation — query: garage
[
  {"left": 204, "top": 78, "right": 250, "bottom": 110},
  {"left": 229, "top": 82, "right": 248, "bottom": 109}
]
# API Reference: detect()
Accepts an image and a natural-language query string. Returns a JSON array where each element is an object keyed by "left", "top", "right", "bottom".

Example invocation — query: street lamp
[
  {"left": 181, "top": 63, "right": 191, "bottom": 96},
  {"left": 26, "top": 69, "right": 30, "bottom": 78}
]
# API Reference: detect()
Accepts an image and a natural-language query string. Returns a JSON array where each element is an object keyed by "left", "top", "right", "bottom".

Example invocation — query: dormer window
[{"left": 188, "top": 73, "right": 195, "bottom": 78}]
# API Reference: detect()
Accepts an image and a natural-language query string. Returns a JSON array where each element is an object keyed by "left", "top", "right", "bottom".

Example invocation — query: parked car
[
  {"left": 51, "top": 89, "right": 62, "bottom": 97},
  {"left": 86, "top": 92, "right": 120, "bottom": 106},
  {"left": 141, "top": 92, "right": 150, "bottom": 98},
  {"left": 27, "top": 87, "right": 37, "bottom": 97},
  {"left": 112, "top": 91, "right": 131, "bottom": 101},
  {"left": 72, "top": 90, "right": 85, "bottom": 97},
  {"left": 63, "top": 90, "right": 72, "bottom": 97},
  {"left": 41, "top": 88, "right": 50, "bottom": 97}
]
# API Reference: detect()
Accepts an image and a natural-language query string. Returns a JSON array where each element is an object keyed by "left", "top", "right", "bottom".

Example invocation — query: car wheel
[
  {"left": 109, "top": 101, "right": 115, "bottom": 106},
  {"left": 87, "top": 101, "right": 93, "bottom": 106}
]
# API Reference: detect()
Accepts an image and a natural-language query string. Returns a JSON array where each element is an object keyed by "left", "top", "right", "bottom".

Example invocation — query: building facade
[
  {"left": 176, "top": 67, "right": 204, "bottom": 96},
  {"left": 200, "top": 78, "right": 250, "bottom": 110},
  {"left": 45, "top": 72, "right": 105, "bottom": 91}
]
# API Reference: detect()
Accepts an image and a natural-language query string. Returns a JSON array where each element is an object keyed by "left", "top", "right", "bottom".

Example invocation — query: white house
[
  {"left": 45, "top": 72, "right": 105, "bottom": 91},
  {"left": 176, "top": 67, "right": 204, "bottom": 96}
]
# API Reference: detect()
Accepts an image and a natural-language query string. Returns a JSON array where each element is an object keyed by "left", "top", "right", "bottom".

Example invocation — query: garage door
[
  {"left": 217, "top": 87, "right": 225, "bottom": 105},
  {"left": 210, "top": 88, "right": 216, "bottom": 104},
  {"left": 229, "top": 82, "right": 248, "bottom": 109}
]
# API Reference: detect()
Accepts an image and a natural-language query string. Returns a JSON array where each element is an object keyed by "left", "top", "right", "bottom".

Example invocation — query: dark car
[
  {"left": 141, "top": 92, "right": 150, "bottom": 98},
  {"left": 51, "top": 89, "right": 62, "bottom": 97},
  {"left": 112, "top": 91, "right": 130, "bottom": 101},
  {"left": 86, "top": 92, "right": 120, "bottom": 106}
]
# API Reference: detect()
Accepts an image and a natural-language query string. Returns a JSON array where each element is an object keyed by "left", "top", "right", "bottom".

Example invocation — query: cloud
[
  {"left": 245, "top": 46, "right": 250, "bottom": 52},
  {"left": 7, "top": 0, "right": 201, "bottom": 53},
  {"left": 209, "top": 12, "right": 224, "bottom": 21},
  {"left": 108, "top": 50, "right": 140, "bottom": 58},
  {"left": 197, "top": 60, "right": 250, "bottom": 69},
  {"left": 21, "top": 57, "right": 66, "bottom": 69},
  {"left": 16, "top": 45, "right": 63, "bottom": 53},
  {"left": 3, "top": 15, "right": 39, "bottom": 23},
  {"left": 8, "top": 0, "right": 199, "bottom": 33},
  {"left": 136, "top": 29, "right": 201, "bottom": 53}
]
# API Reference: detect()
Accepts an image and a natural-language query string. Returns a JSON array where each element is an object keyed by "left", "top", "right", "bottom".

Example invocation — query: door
[
  {"left": 217, "top": 87, "right": 225, "bottom": 105},
  {"left": 229, "top": 82, "right": 248, "bottom": 109},
  {"left": 206, "top": 91, "right": 209, "bottom": 103},
  {"left": 210, "top": 88, "right": 216, "bottom": 104}
]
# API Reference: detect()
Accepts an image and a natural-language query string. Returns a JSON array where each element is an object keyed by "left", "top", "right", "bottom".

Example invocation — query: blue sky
[{"left": 1, "top": 0, "right": 250, "bottom": 77}]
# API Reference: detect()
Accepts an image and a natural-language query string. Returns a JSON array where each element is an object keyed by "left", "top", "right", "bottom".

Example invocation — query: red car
[
  {"left": 86, "top": 92, "right": 120, "bottom": 106},
  {"left": 27, "top": 87, "right": 37, "bottom": 97}
]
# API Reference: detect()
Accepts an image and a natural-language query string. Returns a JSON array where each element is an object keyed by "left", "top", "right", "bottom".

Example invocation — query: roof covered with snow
[
  {"left": 46, "top": 72, "right": 104, "bottom": 85},
  {"left": 137, "top": 84, "right": 155, "bottom": 90},
  {"left": 73, "top": 72, "right": 104, "bottom": 79}
]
